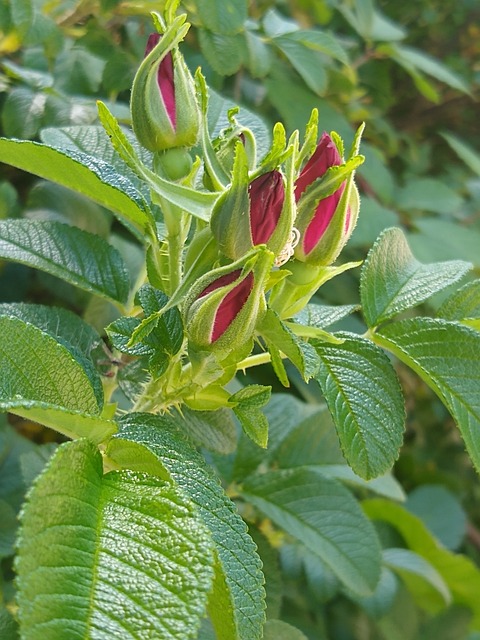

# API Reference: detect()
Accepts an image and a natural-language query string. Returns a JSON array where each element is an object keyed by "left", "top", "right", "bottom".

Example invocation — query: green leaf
[
  {"left": 273, "top": 35, "right": 328, "bottom": 95},
  {"left": 437, "top": 280, "right": 480, "bottom": 324},
  {"left": 375, "top": 318, "right": 480, "bottom": 475},
  {"left": 244, "top": 30, "right": 272, "bottom": 78},
  {"left": 174, "top": 407, "right": 237, "bottom": 454},
  {"left": 0, "top": 315, "right": 101, "bottom": 414},
  {"left": 364, "top": 499, "right": 480, "bottom": 628},
  {"left": 0, "top": 137, "right": 153, "bottom": 236},
  {"left": 243, "top": 468, "right": 381, "bottom": 595},
  {"left": 2, "top": 402, "right": 116, "bottom": 444},
  {"left": 258, "top": 308, "right": 321, "bottom": 381},
  {"left": 314, "top": 333, "right": 405, "bottom": 479},
  {"left": 406, "top": 485, "right": 467, "bottom": 551},
  {"left": 360, "top": 227, "right": 471, "bottom": 327},
  {"left": 1, "top": 88, "right": 45, "bottom": 139},
  {"left": 263, "top": 619, "right": 308, "bottom": 639},
  {"left": 0, "top": 302, "right": 101, "bottom": 356},
  {"left": 294, "top": 302, "right": 359, "bottom": 329},
  {"left": 407, "top": 219, "right": 480, "bottom": 266},
  {"left": 273, "top": 405, "right": 405, "bottom": 500},
  {"left": 16, "top": 439, "right": 214, "bottom": 639},
  {"left": 0, "top": 220, "right": 130, "bottom": 305},
  {"left": 229, "top": 385, "right": 271, "bottom": 448},
  {"left": 198, "top": 29, "right": 246, "bottom": 76},
  {"left": 389, "top": 44, "right": 471, "bottom": 95},
  {"left": 40, "top": 125, "right": 152, "bottom": 201},
  {"left": 195, "top": 0, "right": 247, "bottom": 34},
  {"left": 396, "top": 178, "right": 463, "bottom": 215},
  {"left": 383, "top": 548, "right": 451, "bottom": 611},
  {"left": 441, "top": 132, "right": 480, "bottom": 177},
  {"left": 107, "top": 413, "right": 266, "bottom": 640},
  {"left": 0, "top": 605, "right": 18, "bottom": 640},
  {"left": 232, "top": 393, "right": 313, "bottom": 482}
]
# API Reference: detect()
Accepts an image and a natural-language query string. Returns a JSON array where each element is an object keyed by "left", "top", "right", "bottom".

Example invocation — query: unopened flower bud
[
  {"left": 294, "top": 132, "right": 359, "bottom": 266},
  {"left": 131, "top": 32, "right": 200, "bottom": 152},
  {"left": 184, "top": 248, "right": 274, "bottom": 358},
  {"left": 211, "top": 143, "right": 294, "bottom": 261}
]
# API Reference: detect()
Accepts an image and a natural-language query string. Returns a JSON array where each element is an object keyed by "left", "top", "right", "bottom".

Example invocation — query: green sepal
[{"left": 269, "top": 259, "right": 362, "bottom": 319}]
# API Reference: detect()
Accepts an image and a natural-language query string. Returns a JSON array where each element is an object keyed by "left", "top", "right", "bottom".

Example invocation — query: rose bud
[
  {"left": 211, "top": 142, "right": 294, "bottom": 261},
  {"left": 131, "top": 32, "right": 200, "bottom": 152},
  {"left": 184, "top": 248, "right": 274, "bottom": 358},
  {"left": 294, "top": 132, "right": 359, "bottom": 266}
]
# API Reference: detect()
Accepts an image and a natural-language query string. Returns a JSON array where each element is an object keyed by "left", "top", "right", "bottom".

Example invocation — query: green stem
[
  {"left": 236, "top": 352, "right": 272, "bottom": 370},
  {"left": 167, "top": 229, "right": 182, "bottom": 294}
]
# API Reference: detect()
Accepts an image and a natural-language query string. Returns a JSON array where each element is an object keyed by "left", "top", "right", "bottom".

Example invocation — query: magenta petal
[
  {"left": 198, "top": 270, "right": 241, "bottom": 299},
  {"left": 295, "top": 132, "right": 342, "bottom": 201},
  {"left": 158, "top": 52, "right": 176, "bottom": 128},
  {"left": 211, "top": 272, "right": 254, "bottom": 342},
  {"left": 249, "top": 171, "right": 285, "bottom": 245},
  {"left": 144, "top": 33, "right": 161, "bottom": 57}
]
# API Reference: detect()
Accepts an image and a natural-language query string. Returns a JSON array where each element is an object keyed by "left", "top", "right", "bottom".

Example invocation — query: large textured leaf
[
  {"left": 16, "top": 439, "right": 214, "bottom": 640},
  {"left": 0, "top": 220, "right": 130, "bottom": 304},
  {"left": 0, "top": 302, "right": 101, "bottom": 356},
  {"left": 0, "top": 315, "right": 101, "bottom": 413},
  {"left": 314, "top": 333, "right": 405, "bottom": 479},
  {"left": 0, "top": 316, "right": 115, "bottom": 443},
  {"left": 375, "top": 318, "right": 480, "bottom": 474},
  {"left": 40, "top": 125, "right": 152, "bottom": 196},
  {"left": 0, "top": 137, "right": 153, "bottom": 235},
  {"left": 107, "top": 413, "right": 266, "bottom": 640},
  {"left": 360, "top": 227, "right": 471, "bottom": 327},
  {"left": 364, "top": 499, "right": 480, "bottom": 629},
  {"left": 242, "top": 467, "right": 382, "bottom": 596},
  {"left": 273, "top": 405, "right": 405, "bottom": 500}
]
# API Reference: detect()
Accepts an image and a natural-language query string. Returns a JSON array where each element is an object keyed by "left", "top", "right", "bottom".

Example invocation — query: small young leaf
[
  {"left": 314, "top": 333, "right": 405, "bottom": 479},
  {"left": 360, "top": 227, "right": 471, "bottom": 327},
  {"left": 0, "top": 220, "right": 130, "bottom": 305},
  {"left": 0, "top": 137, "right": 153, "bottom": 236},
  {"left": 229, "top": 385, "right": 271, "bottom": 447},
  {"left": 16, "top": 439, "right": 214, "bottom": 640},
  {"left": 108, "top": 413, "right": 266, "bottom": 640},
  {"left": 242, "top": 467, "right": 381, "bottom": 596},
  {"left": 375, "top": 318, "right": 480, "bottom": 475},
  {"left": 258, "top": 308, "right": 320, "bottom": 381}
]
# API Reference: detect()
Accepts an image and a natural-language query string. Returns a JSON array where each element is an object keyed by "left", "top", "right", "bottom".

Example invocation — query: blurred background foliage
[{"left": 1, "top": 0, "right": 480, "bottom": 638}]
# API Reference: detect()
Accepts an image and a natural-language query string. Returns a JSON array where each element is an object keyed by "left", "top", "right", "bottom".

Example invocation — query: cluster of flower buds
[
  {"left": 130, "top": 4, "right": 363, "bottom": 365},
  {"left": 210, "top": 142, "right": 294, "bottom": 262}
]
